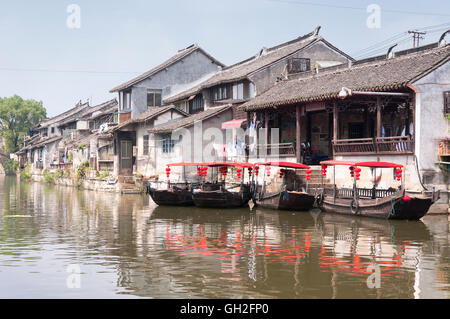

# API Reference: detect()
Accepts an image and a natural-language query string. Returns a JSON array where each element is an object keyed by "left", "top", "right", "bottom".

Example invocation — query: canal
[{"left": 0, "top": 176, "right": 449, "bottom": 298}]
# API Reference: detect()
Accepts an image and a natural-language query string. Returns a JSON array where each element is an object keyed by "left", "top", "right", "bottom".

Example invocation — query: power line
[
  {"left": 351, "top": 22, "right": 450, "bottom": 58},
  {"left": 264, "top": 0, "right": 450, "bottom": 17}
]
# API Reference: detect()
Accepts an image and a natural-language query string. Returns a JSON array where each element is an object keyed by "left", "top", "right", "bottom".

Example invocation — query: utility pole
[{"left": 408, "top": 30, "right": 426, "bottom": 48}]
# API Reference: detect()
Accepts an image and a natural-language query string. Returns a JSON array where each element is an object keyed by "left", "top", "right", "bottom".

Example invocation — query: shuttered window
[
  {"left": 143, "top": 135, "right": 149, "bottom": 155},
  {"left": 444, "top": 91, "right": 450, "bottom": 115}
]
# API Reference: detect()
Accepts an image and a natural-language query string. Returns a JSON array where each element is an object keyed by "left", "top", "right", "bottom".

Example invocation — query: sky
[{"left": 0, "top": 0, "right": 449, "bottom": 117}]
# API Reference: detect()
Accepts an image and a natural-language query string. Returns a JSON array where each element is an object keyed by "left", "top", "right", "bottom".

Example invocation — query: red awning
[
  {"left": 221, "top": 118, "right": 247, "bottom": 129},
  {"left": 255, "top": 162, "right": 310, "bottom": 169}
]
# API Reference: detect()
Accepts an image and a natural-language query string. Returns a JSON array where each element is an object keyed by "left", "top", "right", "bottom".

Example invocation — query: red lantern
[
  {"left": 254, "top": 166, "right": 259, "bottom": 176},
  {"left": 267, "top": 166, "right": 271, "bottom": 177}
]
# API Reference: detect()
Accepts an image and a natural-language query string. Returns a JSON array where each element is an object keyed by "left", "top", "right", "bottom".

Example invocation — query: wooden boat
[
  {"left": 147, "top": 162, "right": 204, "bottom": 206},
  {"left": 317, "top": 160, "right": 440, "bottom": 220},
  {"left": 191, "top": 161, "right": 253, "bottom": 208},
  {"left": 253, "top": 162, "right": 316, "bottom": 211}
]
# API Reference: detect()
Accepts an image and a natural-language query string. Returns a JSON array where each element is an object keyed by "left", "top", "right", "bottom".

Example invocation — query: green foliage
[
  {"left": 20, "top": 164, "right": 31, "bottom": 180},
  {"left": 68, "top": 151, "right": 73, "bottom": 163},
  {"left": 77, "top": 143, "right": 88, "bottom": 150},
  {"left": 76, "top": 161, "right": 89, "bottom": 181},
  {"left": 2, "top": 159, "right": 18, "bottom": 175},
  {"left": 43, "top": 170, "right": 55, "bottom": 184},
  {"left": 96, "top": 168, "right": 110, "bottom": 180},
  {"left": 0, "top": 95, "right": 46, "bottom": 153}
]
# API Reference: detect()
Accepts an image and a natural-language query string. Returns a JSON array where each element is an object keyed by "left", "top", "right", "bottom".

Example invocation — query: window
[
  {"left": 444, "top": 91, "right": 450, "bottom": 115},
  {"left": 147, "top": 89, "right": 162, "bottom": 107},
  {"left": 212, "top": 85, "right": 229, "bottom": 101},
  {"left": 143, "top": 135, "right": 149, "bottom": 155},
  {"left": 233, "top": 83, "right": 244, "bottom": 100},
  {"left": 287, "top": 58, "right": 311, "bottom": 73},
  {"left": 51, "top": 127, "right": 55, "bottom": 134},
  {"left": 121, "top": 90, "right": 131, "bottom": 110},
  {"left": 175, "top": 101, "right": 188, "bottom": 113},
  {"left": 162, "top": 134, "right": 174, "bottom": 153},
  {"left": 189, "top": 95, "right": 204, "bottom": 114}
]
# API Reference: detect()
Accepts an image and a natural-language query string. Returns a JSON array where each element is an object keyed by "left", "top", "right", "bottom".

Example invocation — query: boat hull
[
  {"left": 149, "top": 189, "right": 194, "bottom": 206},
  {"left": 320, "top": 193, "right": 437, "bottom": 220},
  {"left": 255, "top": 191, "right": 316, "bottom": 211},
  {"left": 192, "top": 189, "right": 252, "bottom": 208}
]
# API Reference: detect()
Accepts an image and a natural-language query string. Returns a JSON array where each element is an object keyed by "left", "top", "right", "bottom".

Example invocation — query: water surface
[{"left": 0, "top": 176, "right": 448, "bottom": 298}]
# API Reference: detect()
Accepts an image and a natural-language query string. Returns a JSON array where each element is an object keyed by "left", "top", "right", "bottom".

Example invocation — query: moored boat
[
  {"left": 317, "top": 160, "right": 440, "bottom": 220},
  {"left": 147, "top": 162, "right": 203, "bottom": 206},
  {"left": 253, "top": 162, "right": 316, "bottom": 211},
  {"left": 191, "top": 161, "right": 253, "bottom": 208}
]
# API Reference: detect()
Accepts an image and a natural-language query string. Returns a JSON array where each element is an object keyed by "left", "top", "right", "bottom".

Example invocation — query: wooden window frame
[
  {"left": 143, "top": 135, "right": 149, "bottom": 155},
  {"left": 444, "top": 91, "right": 450, "bottom": 115}
]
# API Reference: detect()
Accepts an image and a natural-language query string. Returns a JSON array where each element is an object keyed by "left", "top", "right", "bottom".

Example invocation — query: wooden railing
[
  {"left": 323, "top": 187, "right": 399, "bottom": 199},
  {"left": 333, "top": 136, "right": 413, "bottom": 155},
  {"left": 256, "top": 143, "right": 295, "bottom": 158}
]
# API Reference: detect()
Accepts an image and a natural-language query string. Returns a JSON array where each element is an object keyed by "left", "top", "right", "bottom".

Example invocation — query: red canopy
[
  {"left": 320, "top": 160, "right": 357, "bottom": 166},
  {"left": 197, "top": 161, "right": 253, "bottom": 168},
  {"left": 355, "top": 161, "right": 403, "bottom": 168},
  {"left": 167, "top": 162, "right": 204, "bottom": 167},
  {"left": 255, "top": 162, "right": 310, "bottom": 169},
  {"left": 320, "top": 160, "right": 403, "bottom": 168}
]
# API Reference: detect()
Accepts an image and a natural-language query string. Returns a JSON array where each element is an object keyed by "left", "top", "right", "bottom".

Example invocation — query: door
[{"left": 120, "top": 140, "right": 133, "bottom": 176}]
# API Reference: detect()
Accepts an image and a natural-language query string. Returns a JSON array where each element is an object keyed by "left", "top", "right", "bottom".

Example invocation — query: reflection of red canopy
[
  {"left": 320, "top": 160, "right": 403, "bottom": 168},
  {"left": 255, "top": 162, "right": 310, "bottom": 169},
  {"left": 221, "top": 118, "right": 246, "bottom": 129}
]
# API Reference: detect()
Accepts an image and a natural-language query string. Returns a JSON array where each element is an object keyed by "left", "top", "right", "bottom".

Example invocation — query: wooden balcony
[
  {"left": 333, "top": 136, "right": 413, "bottom": 155},
  {"left": 256, "top": 143, "right": 296, "bottom": 158}
]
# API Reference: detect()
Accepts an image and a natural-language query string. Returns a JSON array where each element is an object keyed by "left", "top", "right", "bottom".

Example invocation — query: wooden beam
[
  {"left": 376, "top": 97, "right": 382, "bottom": 138},
  {"left": 333, "top": 101, "right": 339, "bottom": 142},
  {"left": 264, "top": 110, "right": 269, "bottom": 146},
  {"left": 296, "top": 105, "right": 301, "bottom": 163}
]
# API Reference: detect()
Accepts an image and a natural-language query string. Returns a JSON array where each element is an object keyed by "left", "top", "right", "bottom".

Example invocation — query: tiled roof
[
  {"left": 164, "top": 29, "right": 352, "bottom": 103},
  {"left": 109, "top": 44, "right": 225, "bottom": 93},
  {"left": 148, "top": 105, "right": 232, "bottom": 134},
  {"left": 112, "top": 105, "right": 188, "bottom": 131},
  {"left": 239, "top": 44, "right": 450, "bottom": 111}
]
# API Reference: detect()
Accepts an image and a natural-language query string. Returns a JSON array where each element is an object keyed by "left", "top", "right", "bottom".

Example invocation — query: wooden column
[
  {"left": 376, "top": 97, "right": 382, "bottom": 138},
  {"left": 296, "top": 105, "right": 301, "bottom": 163},
  {"left": 264, "top": 110, "right": 269, "bottom": 146},
  {"left": 333, "top": 101, "right": 339, "bottom": 143}
]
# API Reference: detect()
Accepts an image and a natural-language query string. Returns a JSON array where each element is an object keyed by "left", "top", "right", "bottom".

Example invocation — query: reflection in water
[{"left": 0, "top": 175, "right": 448, "bottom": 298}]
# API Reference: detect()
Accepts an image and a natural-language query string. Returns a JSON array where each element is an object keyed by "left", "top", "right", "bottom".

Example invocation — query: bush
[
  {"left": 20, "top": 164, "right": 31, "bottom": 180},
  {"left": 43, "top": 170, "right": 55, "bottom": 184},
  {"left": 2, "top": 159, "right": 18, "bottom": 175}
]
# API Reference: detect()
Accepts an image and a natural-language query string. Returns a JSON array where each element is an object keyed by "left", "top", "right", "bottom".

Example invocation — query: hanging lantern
[
  {"left": 349, "top": 166, "right": 355, "bottom": 177},
  {"left": 396, "top": 167, "right": 402, "bottom": 181},
  {"left": 306, "top": 169, "right": 312, "bottom": 182},
  {"left": 321, "top": 164, "right": 327, "bottom": 177},
  {"left": 279, "top": 168, "right": 285, "bottom": 178},
  {"left": 248, "top": 167, "right": 253, "bottom": 177},
  {"left": 354, "top": 167, "right": 361, "bottom": 181},
  {"left": 254, "top": 166, "right": 259, "bottom": 176},
  {"left": 236, "top": 168, "right": 242, "bottom": 179},
  {"left": 267, "top": 166, "right": 271, "bottom": 177},
  {"left": 165, "top": 167, "right": 171, "bottom": 178}
]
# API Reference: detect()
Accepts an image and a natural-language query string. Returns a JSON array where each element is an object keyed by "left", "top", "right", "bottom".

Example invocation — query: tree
[{"left": 0, "top": 95, "right": 46, "bottom": 154}]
